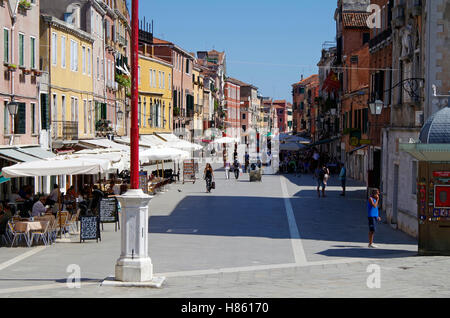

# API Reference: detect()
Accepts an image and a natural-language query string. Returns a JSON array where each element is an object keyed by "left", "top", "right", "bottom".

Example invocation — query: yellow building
[
  {"left": 138, "top": 54, "right": 173, "bottom": 134},
  {"left": 40, "top": 15, "right": 95, "bottom": 144}
]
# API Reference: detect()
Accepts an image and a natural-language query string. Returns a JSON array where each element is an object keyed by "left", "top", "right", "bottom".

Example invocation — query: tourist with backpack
[{"left": 315, "top": 165, "right": 330, "bottom": 198}]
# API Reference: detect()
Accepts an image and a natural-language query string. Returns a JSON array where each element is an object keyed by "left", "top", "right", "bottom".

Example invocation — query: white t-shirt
[
  {"left": 9, "top": 193, "right": 22, "bottom": 203},
  {"left": 49, "top": 189, "right": 59, "bottom": 201},
  {"left": 32, "top": 201, "right": 46, "bottom": 217}
]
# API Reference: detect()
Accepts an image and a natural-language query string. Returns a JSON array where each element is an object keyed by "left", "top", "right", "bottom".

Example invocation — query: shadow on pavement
[
  {"left": 149, "top": 191, "right": 417, "bottom": 248},
  {"left": 317, "top": 248, "right": 418, "bottom": 259}
]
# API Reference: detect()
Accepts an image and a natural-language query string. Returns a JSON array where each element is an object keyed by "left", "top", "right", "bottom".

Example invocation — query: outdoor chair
[
  {"left": 66, "top": 210, "right": 80, "bottom": 234},
  {"left": 56, "top": 212, "right": 70, "bottom": 238},
  {"left": 48, "top": 219, "right": 59, "bottom": 244},
  {"left": 31, "top": 221, "right": 50, "bottom": 246},
  {"left": 8, "top": 222, "right": 31, "bottom": 248}
]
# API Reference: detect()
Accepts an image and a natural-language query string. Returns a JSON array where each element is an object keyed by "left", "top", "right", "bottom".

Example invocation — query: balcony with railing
[
  {"left": 52, "top": 121, "right": 78, "bottom": 141},
  {"left": 117, "top": 34, "right": 127, "bottom": 47},
  {"left": 369, "top": 28, "right": 392, "bottom": 49}
]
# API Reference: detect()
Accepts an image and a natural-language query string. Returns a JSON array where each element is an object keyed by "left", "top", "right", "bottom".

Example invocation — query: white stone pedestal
[{"left": 107, "top": 189, "right": 165, "bottom": 287}]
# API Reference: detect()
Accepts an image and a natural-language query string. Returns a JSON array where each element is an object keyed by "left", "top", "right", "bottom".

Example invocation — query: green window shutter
[
  {"left": 173, "top": 90, "right": 177, "bottom": 107},
  {"left": 4, "top": 29, "right": 9, "bottom": 63},
  {"left": 30, "top": 37, "right": 35, "bottom": 69},
  {"left": 41, "top": 94, "right": 49, "bottom": 130},
  {"left": 15, "top": 103, "right": 26, "bottom": 134},
  {"left": 101, "top": 103, "right": 107, "bottom": 120},
  {"left": 363, "top": 108, "right": 368, "bottom": 134},
  {"left": 19, "top": 34, "right": 24, "bottom": 66}
]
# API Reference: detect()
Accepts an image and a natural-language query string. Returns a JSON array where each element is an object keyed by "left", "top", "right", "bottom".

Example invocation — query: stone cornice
[
  {"left": 42, "top": 15, "right": 95, "bottom": 44},
  {"left": 96, "top": 0, "right": 117, "bottom": 18}
]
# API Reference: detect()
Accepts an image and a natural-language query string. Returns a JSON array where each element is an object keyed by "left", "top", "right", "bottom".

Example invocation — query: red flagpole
[{"left": 130, "top": 0, "right": 139, "bottom": 189}]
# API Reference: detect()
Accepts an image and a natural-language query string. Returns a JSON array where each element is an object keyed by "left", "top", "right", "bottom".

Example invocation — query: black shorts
[{"left": 368, "top": 217, "right": 377, "bottom": 232}]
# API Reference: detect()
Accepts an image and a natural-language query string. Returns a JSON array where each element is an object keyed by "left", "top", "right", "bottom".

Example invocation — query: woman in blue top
[{"left": 368, "top": 189, "right": 382, "bottom": 248}]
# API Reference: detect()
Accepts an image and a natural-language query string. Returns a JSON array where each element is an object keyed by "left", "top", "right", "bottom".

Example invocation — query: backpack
[{"left": 318, "top": 169, "right": 325, "bottom": 180}]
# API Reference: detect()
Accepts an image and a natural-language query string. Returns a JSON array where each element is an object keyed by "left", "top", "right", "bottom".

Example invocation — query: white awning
[
  {"left": 156, "top": 133, "right": 180, "bottom": 142},
  {"left": 213, "top": 137, "right": 239, "bottom": 144},
  {"left": 79, "top": 139, "right": 131, "bottom": 152},
  {"left": 0, "top": 146, "right": 55, "bottom": 163},
  {"left": 74, "top": 149, "right": 129, "bottom": 172},
  {"left": 115, "top": 136, "right": 161, "bottom": 149},
  {"left": 2, "top": 155, "right": 112, "bottom": 178},
  {"left": 139, "top": 148, "right": 190, "bottom": 163},
  {"left": 140, "top": 135, "right": 167, "bottom": 147},
  {"left": 400, "top": 143, "right": 450, "bottom": 162}
]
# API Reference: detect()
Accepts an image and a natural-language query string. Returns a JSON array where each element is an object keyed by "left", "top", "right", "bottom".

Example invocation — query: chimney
[{"left": 301, "top": 74, "right": 304, "bottom": 81}]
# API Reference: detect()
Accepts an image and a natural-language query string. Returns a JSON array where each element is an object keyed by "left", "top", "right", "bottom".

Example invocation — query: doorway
[{"left": 392, "top": 164, "right": 399, "bottom": 225}]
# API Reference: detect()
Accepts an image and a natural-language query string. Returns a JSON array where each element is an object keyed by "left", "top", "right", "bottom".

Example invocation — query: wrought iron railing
[{"left": 52, "top": 121, "right": 78, "bottom": 141}]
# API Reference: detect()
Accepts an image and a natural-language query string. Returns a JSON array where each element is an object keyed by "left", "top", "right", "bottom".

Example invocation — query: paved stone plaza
[{"left": 1, "top": 164, "right": 449, "bottom": 298}]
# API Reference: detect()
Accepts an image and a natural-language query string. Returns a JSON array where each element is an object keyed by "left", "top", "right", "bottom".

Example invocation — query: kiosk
[{"left": 401, "top": 106, "right": 450, "bottom": 255}]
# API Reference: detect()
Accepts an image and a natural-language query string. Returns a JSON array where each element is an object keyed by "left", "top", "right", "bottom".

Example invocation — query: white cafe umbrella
[
  {"left": 279, "top": 142, "right": 307, "bottom": 151},
  {"left": 139, "top": 147, "right": 190, "bottom": 164},
  {"left": 166, "top": 140, "right": 203, "bottom": 151},
  {"left": 2, "top": 155, "right": 112, "bottom": 178},
  {"left": 74, "top": 149, "right": 128, "bottom": 172},
  {"left": 213, "top": 137, "right": 239, "bottom": 144}
]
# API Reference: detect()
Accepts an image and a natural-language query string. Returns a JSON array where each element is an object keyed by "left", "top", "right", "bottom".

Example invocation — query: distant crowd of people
[{"left": 279, "top": 148, "right": 348, "bottom": 198}]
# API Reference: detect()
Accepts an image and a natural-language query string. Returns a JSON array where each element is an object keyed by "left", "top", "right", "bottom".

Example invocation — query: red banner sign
[
  {"left": 433, "top": 172, "right": 450, "bottom": 178},
  {"left": 435, "top": 185, "right": 450, "bottom": 208}
]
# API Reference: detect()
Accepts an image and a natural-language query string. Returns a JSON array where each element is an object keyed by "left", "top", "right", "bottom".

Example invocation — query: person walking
[
  {"left": 339, "top": 163, "right": 347, "bottom": 196},
  {"left": 233, "top": 159, "right": 240, "bottom": 180},
  {"left": 315, "top": 165, "right": 329, "bottom": 198},
  {"left": 368, "top": 189, "right": 382, "bottom": 248},
  {"left": 224, "top": 161, "right": 231, "bottom": 180},
  {"left": 244, "top": 152, "right": 250, "bottom": 173},
  {"left": 203, "top": 163, "right": 214, "bottom": 193}
]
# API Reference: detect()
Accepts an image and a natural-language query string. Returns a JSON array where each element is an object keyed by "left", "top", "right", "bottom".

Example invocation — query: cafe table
[{"left": 13, "top": 220, "right": 50, "bottom": 246}]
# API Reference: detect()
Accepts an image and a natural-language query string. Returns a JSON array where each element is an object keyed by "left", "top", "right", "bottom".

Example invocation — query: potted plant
[
  {"left": 115, "top": 73, "right": 131, "bottom": 88},
  {"left": 18, "top": 0, "right": 31, "bottom": 10},
  {"left": 22, "top": 68, "right": 32, "bottom": 75},
  {"left": 32, "top": 69, "right": 42, "bottom": 76}
]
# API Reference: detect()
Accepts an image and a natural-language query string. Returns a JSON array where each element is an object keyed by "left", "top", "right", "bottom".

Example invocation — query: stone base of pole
[{"left": 104, "top": 189, "right": 165, "bottom": 287}]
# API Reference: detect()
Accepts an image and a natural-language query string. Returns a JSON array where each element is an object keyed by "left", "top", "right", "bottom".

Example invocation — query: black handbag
[{"left": 211, "top": 181, "right": 216, "bottom": 189}]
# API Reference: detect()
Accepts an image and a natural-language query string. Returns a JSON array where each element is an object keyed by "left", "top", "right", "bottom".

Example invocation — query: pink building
[
  {"left": 273, "top": 100, "right": 288, "bottom": 133},
  {"left": 224, "top": 78, "right": 241, "bottom": 140},
  {"left": 151, "top": 37, "right": 195, "bottom": 137},
  {"left": 1, "top": 0, "right": 41, "bottom": 146}
]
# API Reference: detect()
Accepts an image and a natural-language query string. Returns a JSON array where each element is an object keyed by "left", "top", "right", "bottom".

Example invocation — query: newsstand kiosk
[{"left": 401, "top": 106, "right": 450, "bottom": 255}]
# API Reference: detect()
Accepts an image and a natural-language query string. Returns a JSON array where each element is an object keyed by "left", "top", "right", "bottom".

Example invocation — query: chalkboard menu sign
[
  {"left": 139, "top": 171, "right": 148, "bottom": 194},
  {"left": 99, "top": 198, "right": 118, "bottom": 223},
  {"left": 80, "top": 216, "right": 100, "bottom": 243},
  {"left": 183, "top": 160, "right": 196, "bottom": 184}
]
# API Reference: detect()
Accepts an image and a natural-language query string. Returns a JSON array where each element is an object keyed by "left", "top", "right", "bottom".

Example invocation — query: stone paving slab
[{"left": 0, "top": 164, "right": 444, "bottom": 298}]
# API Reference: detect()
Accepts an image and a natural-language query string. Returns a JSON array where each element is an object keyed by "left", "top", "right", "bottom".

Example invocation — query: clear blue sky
[{"left": 138, "top": 0, "right": 337, "bottom": 101}]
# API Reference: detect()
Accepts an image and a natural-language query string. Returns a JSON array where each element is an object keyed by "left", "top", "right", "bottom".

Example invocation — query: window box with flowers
[
  {"left": 32, "top": 69, "right": 43, "bottom": 77},
  {"left": 18, "top": 0, "right": 32, "bottom": 10},
  {"left": 22, "top": 68, "right": 32, "bottom": 75},
  {"left": 5, "top": 63, "right": 17, "bottom": 72},
  {"left": 115, "top": 73, "right": 131, "bottom": 88}
]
